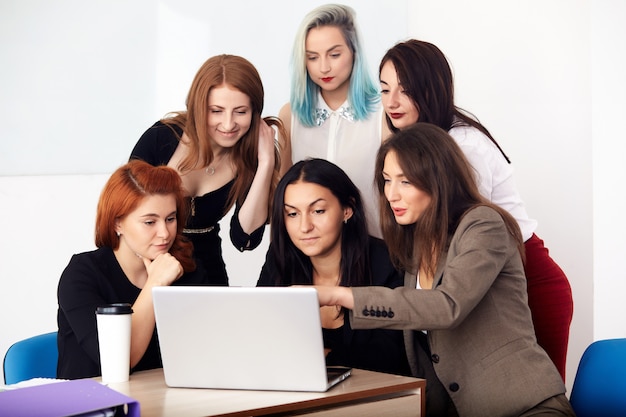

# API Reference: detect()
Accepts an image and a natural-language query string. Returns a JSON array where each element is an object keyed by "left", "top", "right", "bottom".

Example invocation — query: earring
[
  {"left": 116, "top": 231, "right": 121, "bottom": 237},
  {"left": 343, "top": 219, "right": 348, "bottom": 224}
]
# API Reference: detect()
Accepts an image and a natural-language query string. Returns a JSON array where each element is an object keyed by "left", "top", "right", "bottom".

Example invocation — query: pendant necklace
[{"left": 205, "top": 154, "right": 225, "bottom": 175}]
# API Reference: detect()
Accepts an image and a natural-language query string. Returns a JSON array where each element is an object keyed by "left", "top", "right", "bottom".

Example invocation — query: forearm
[
  {"left": 278, "top": 131, "right": 293, "bottom": 177},
  {"left": 129, "top": 284, "right": 158, "bottom": 368},
  {"left": 237, "top": 159, "right": 273, "bottom": 233}
]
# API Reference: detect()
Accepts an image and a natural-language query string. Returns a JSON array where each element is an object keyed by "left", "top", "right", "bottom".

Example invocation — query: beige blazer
[{"left": 350, "top": 206, "right": 565, "bottom": 416}]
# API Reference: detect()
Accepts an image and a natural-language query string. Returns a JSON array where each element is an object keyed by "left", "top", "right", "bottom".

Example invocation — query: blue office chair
[
  {"left": 3, "top": 331, "right": 58, "bottom": 385},
  {"left": 569, "top": 338, "right": 626, "bottom": 417}
]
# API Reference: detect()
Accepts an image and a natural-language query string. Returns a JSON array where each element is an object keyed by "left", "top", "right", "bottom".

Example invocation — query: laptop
[{"left": 152, "top": 286, "right": 352, "bottom": 392}]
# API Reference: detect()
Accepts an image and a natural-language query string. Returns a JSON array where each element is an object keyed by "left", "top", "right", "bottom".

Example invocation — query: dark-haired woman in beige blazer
[{"left": 312, "top": 124, "right": 574, "bottom": 417}]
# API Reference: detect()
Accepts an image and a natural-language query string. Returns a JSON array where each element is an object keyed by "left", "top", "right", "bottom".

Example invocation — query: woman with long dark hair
[{"left": 257, "top": 158, "right": 409, "bottom": 376}]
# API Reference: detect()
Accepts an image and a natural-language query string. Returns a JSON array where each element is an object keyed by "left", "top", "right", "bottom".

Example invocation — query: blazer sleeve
[{"left": 350, "top": 207, "right": 516, "bottom": 331}]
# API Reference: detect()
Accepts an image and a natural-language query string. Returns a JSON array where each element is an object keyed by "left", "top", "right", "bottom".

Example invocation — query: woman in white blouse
[{"left": 278, "top": 4, "right": 391, "bottom": 238}]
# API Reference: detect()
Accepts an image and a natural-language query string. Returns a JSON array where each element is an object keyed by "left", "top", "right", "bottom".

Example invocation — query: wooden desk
[{"left": 103, "top": 368, "right": 425, "bottom": 417}]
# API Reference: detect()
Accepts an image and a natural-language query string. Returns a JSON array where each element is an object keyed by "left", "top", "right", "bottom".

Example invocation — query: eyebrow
[
  {"left": 284, "top": 198, "right": 326, "bottom": 209},
  {"left": 381, "top": 170, "right": 405, "bottom": 178},
  {"left": 306, "top": 44, "right": 344, "bottom": 55},
  {"left": 208, "top": 105, "right": 249, "bottom": 110},
  {"left": 139, "top": 211, "right": 177, "bottom": 218}
]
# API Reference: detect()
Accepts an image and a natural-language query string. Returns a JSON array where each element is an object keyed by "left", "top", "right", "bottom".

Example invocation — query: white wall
[
  {"left": 592, "top": 0, "right": 626, "bottom": 340},
  {"left": 1, "top": 0, "right": 619, "bottom": 397}
]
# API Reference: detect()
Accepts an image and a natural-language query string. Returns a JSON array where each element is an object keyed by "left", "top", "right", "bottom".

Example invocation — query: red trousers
[{"left": 524, "top": 234, "right": 573, "bottom": 381}]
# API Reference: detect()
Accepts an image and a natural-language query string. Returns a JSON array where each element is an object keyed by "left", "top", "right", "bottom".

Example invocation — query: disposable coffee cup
[{"left": 96, "top": 303, "right": 133, "bottom": 383}]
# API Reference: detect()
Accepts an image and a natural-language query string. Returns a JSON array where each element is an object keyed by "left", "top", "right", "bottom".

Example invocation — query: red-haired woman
[
  {"left": 57, "top": 160, "right": 211, "bottom": 379},
  {"left": 130, "top": 54, "right": 283, "bottom": 286}
]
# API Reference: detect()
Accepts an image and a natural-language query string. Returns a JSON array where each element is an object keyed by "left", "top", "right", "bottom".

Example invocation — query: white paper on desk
[{"left": 0, "top": 377, "right": 66, "bottom": 391}]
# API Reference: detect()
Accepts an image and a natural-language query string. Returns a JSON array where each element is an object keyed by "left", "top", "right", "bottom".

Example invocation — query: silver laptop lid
[{"left": 153, "top": 286, "right": 340, "bottom": 392}]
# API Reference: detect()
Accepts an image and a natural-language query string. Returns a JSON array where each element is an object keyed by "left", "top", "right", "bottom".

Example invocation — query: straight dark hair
[{"left": 269, "top": 158, "right": 371, "bottom": 286}]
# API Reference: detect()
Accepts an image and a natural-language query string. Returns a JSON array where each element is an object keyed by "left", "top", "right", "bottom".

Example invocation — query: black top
[
  {"left": 56, "top": 247, "right": 212, "bottom": 379},
  {"left": 130, "top": 121, "right": 266, "bottom": 285},
  {"left": 257, "top": 237, "right": 411, "bottom": 376}
]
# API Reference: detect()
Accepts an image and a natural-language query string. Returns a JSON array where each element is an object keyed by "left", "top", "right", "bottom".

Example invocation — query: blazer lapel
[
  {"left": 433, "top": 250, "right": 448, "bottom": 288},
  {"left": 404, "top": 270, "right": 417, "bottom": 289}
]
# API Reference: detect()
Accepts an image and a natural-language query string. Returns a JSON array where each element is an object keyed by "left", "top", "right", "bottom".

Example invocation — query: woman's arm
[
  {"left": 314, "top": 285, "right": 356, "bottom": 310},
  {"left": 57, "top": 254, "right": 113, "bottom": 366},
  {"left": 278, "top": 103, "right": 293, "bottom": 177},
  {"left": 350, "top": 207, "right": 517, "bottom": 331},
  {"left": 236, "top": 119, "right": 276, "bottom": 236},
  {"left": 129, "top": 253, "right": 182, "bottom": 367}
]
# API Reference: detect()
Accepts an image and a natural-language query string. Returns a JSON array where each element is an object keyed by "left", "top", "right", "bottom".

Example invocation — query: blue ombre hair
[{"left": 289, "top": 4, "right": 379, "bottom": 127}]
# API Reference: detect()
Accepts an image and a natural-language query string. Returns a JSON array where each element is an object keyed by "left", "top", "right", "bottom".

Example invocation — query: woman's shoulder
[
  {"left": 457, "top": 205, "right": 508, "bottom": 237},
  {"left": 144, "top": 120, "right": 182, "bottom": 141},
  {"left": 448, "top": 124, "right": 504, "bottom": 159},
  {"left": 367, "top": 236, "right": 402, "bottom": 287},
  {"left": 67, "top": 247, "right": 113, "bottom": 265},
  {"left": 131, "top": 120, "right": 181, "bottom": 165},
  {"left": 367, "top": 236, "right": 393, "bottom": 261},
  {"left": 367, "top": 236, "right": 390, "bottom": 254},
  {"left": 448, "top": 124, "right": 489, "bottom": 144},
  {"left": 59, "top": 247, "right": 115, "bottom": 286},
  {"left": 462, "top": 204, "right": 503, "bottom": 221}
]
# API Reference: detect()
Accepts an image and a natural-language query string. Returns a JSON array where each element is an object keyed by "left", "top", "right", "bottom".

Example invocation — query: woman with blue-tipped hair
[{"left": 278, "top": 3, "right": 390, "bottom": 238}]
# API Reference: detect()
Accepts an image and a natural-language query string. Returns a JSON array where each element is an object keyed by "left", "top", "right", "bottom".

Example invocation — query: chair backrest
[
  {"left": 570, "top": 338, "right": 626, "bottom": 417},
  {"left": 3, "top": 331, "right": 58, "bottom": 385}
]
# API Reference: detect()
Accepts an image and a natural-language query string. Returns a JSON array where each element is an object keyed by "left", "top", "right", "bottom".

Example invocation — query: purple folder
[{"left": 0, "top": 379, "right": 139, "bottom": 417}]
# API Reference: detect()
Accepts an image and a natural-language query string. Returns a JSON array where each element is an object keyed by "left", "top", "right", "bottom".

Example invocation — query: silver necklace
[{"left": 205, "top": 154, "right": 224, "bottom": 175}]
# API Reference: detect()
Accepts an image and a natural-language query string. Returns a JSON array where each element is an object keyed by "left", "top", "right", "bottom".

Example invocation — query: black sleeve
[
  {"left": 129, "top": 121, "right": 180, "bottom": 166},
  {"left": 229, "top": 203, "right": 266, "bottom": 252},
  {"left": 57, "top": 254, "right": 112, "bottom": 367}
]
